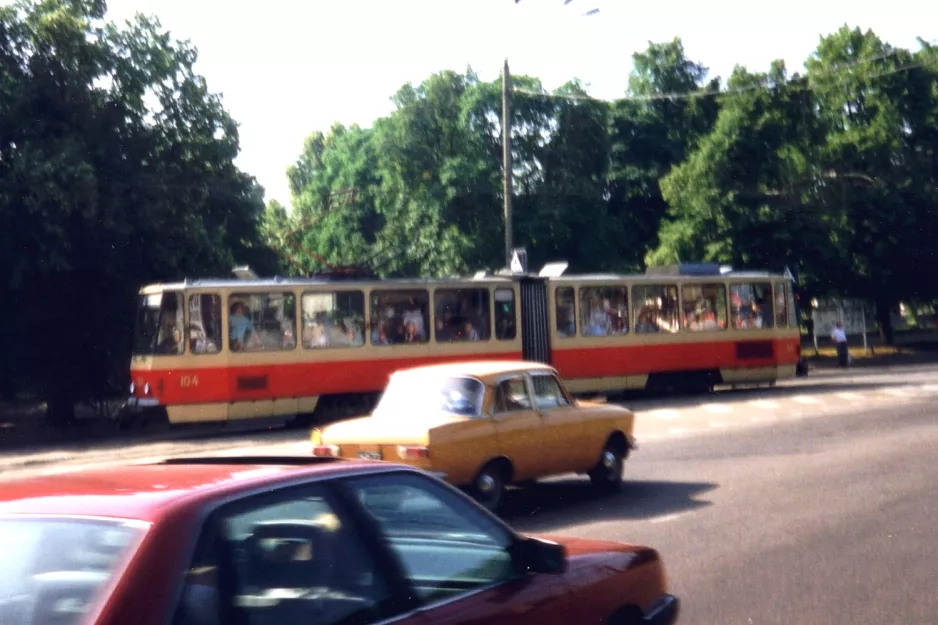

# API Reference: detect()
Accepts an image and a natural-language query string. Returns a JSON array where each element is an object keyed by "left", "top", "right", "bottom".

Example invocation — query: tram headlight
[
  {"left": 143, "top": 383, "right": 151, "bottom": 396},
  {"left": 129, "top": 382, "right": 135, "bottom": 395}
]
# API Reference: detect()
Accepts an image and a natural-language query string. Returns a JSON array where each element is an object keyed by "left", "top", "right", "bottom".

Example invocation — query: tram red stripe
[
  {"left": 132, "top": 351, "right": 522, "bottom": 405},
  {"left": 131, "top": 337, "right": 801, "bottom": 406},
  {"left": 552, "top": 337, "right": 801, "bottom": 379}
]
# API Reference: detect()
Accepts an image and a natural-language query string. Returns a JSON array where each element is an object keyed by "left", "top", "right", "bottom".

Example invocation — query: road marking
[
  {"left": 667, "top": 426, "right": 700, "bottom": 436},
  {"left": 750, "top": 400, "right": 779, "bottom": 409},
  {"left": 703, "top": 404, "right": 732, "bottom": 413},
  {"left": 882, "top": 388, "right": 910, "bottom": 397},
  {"left": 648, "top": 409, "right": 682, "bottom": 419},
  {"left": 709, "top": 422, "right": 731, "bottom": 428},
  {"left": 649, "top": 511, "right": 693, "bottom": 524},
  {"left": 920, "top": 384, "right": 938, "bottom": 392},
  {"left": 835, "top": 391, "right": 865, "bottom": 401},
  {"left": 750, "top": 415, "right": 778, "bottom": 422},
  {"left": 792, "top": 395, "right": 821, "bottom": 404}
]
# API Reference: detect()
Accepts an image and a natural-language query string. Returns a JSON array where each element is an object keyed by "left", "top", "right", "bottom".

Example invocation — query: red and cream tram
[{"left": 127, "top": 263, "right": 801, "bottom": 425}]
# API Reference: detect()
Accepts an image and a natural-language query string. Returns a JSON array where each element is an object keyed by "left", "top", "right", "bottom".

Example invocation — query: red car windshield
[{"left": 0, "top": 516, "right": 147, "bottom": 625}]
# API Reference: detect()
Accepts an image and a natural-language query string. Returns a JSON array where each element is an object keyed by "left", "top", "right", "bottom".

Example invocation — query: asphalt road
[
  {"left": 505, "top": 394, "right": 938, "bottom": 624},
  {"left": 3, "top": 361, "right": 937, "bottom": 475},
  {"left": 2, "top": 364, "right": 937, "bottom": 622}
]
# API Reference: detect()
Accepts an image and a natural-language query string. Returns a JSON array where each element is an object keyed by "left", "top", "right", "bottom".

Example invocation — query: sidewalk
[{"left": 802, "top": 339, "right": 938, "bottom": 371}]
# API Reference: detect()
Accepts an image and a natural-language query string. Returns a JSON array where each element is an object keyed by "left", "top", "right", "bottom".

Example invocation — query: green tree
[
  {"left": 806, "top": 27, "right": 938, "bottom": 339},
  {"left": 650, "top": 61, "right": 826, "bottom": 276},
  {"left": 607, "top": 38, "right": 721, "bottom": 267},
  {"left": 0, "top": 0, "right": 272, "bottom": 422}
]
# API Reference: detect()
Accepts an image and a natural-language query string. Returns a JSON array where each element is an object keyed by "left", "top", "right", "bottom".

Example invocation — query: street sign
[{"left": 510, "top": 248, "right": 527, "bottom": 273}]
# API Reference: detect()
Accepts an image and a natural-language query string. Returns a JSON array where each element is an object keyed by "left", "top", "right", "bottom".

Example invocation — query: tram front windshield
[{"left": 132, "top": 292, "right": 183, "bottom": 356}]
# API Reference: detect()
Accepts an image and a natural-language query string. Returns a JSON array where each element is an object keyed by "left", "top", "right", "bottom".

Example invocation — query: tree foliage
[
  {"left": 0, "top": 0, "right": 277, "bottom": 416},
  {"left": 276, "top": 27, "right": 938, "bottom": 338}
]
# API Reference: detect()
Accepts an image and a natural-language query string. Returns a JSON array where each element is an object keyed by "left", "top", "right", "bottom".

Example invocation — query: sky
[{"left": 100, "top": 0, "right": 933, "bottom": 209}]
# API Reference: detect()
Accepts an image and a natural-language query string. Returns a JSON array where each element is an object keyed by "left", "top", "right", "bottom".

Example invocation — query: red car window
[
  {"left": 172, "top": 485, "right": 403, "bottom": 625},
  {"left": 0, "top": 517, "right": 146, "bottom": 625}
]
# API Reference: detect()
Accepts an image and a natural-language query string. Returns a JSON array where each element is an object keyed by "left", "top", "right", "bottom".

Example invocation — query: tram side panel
[
  {"left": 544, "top": 277, "right": 801, "bottom": 395},
  {"left": 140, "top": 282, "right": 527, "bottom": 426}
]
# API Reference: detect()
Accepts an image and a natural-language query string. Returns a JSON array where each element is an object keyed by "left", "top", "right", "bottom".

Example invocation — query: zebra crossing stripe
[
  {"left": 648, "top": 409, "right": 682, "bottom": 419},
  {"left": 750, "top": 400, "right": 779, "bottom": 409},
  {"left": 835, "top": 392, "right": 864, "bottom": 400},
  {"left": 792, "top": 395, "right": 821, "bottom": 404}
]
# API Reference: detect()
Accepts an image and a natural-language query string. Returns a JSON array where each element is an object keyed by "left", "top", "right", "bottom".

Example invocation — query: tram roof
[{"left": 138, "top": 270, "right": 789, "bottom": 293}]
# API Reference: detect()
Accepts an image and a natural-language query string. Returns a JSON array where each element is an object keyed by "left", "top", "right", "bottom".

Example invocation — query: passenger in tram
[
  {"left": 434, "top": 317, "right": 452, "bottom": 342},
  {"left": 459, "top": 320, "right": 481, "bottom": 341},
  {"left": 371, "top": 320, "right": 390, "bottom": 345},
  {"left": 229, "top": 301, "right": 259, "bottom": 351},
  {"left": 556, "top": 298, "right": 575, "bottom": 337},
  {"left": 585, "top": 296, "right": 611, "bottom": 336},
  {"left": 342, "top": 319, "right": 364, "bottom": 346},
  {"left": 636, "top": 308, "right": 658, "bottom": 333},
  {"left": 686, "top": 311, "right": 700, "bottom": 331},
  {"left": 403, "top": 321, "right": 420, "bottom": 343},
  {"left": 402, "top": 297, "right": 426, "bottom": 340},
  {"left": 496, "top": 315, "right": 514, "bottom": 340},
  {"left": 701, "top": 311, "right": 719, "bottom": 330},
  {"left": 281, "top": 325, "right": 296, "bottom": 349},
  {"left": 157, "top": 327, "right": 183, "bottom": 354},
  {"left": 752, "top": 303, "right": 764, "bottom": 328}
]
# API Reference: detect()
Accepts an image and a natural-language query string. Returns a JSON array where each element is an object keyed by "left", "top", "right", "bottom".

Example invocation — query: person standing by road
[{"left": 831, "top": 321, "right": 849, "bottom": 367}]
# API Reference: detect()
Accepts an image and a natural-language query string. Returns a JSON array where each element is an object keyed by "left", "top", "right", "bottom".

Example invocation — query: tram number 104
[{"left": 180, "top": 375, "right": 200, "bottom": 388}]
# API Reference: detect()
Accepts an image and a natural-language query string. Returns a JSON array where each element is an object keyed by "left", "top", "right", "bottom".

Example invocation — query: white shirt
[
  {"left": 831, "top": 327, "right": 847, "bottom": 343},
  {"left": 403, "top": 308, "right": 425, "bottom": 339}
]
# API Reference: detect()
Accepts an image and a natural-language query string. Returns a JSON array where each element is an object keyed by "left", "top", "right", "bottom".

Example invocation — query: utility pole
[{"left": 502, "top": 58, "right": 513, "bottom": 269}]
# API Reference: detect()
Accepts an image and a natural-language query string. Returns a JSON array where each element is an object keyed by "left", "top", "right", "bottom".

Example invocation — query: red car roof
[{"left": 0, "top": 459, "right": 380, "bottom": 522}]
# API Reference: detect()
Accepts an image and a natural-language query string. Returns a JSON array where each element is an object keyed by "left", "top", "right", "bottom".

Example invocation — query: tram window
[
  {"left": 555, "top": 287, "right": 576, "bottom": 338},
  {"left": 188, "top": 294, "right": 222, "bottom": 354},
  {"left": 434, "top": 288, "right": 491, "bottom": 342},
  {"left": 773, "top": 282, "right": 788, "bottom": 328},
  {"left": 371, "top": 289, "right": 430, "bottom": 345},
  {"left": 301, "top": 291, "right": 365, "bottom": 349},
  {"left": 493, "top": 288, "right": 516, "bottom": 340},
  {"left": 229, "top": 292, "right": 297, "bottom": 352},
  {"left": 681, "top": 284, "right": 727, "bottom": 332},
  {"left": 632, "top": 284, "right": 680, "bottom": 333},
  {"left": 578, "top": 286, "right": 629, "bottom": 337},
  {"left": 729, "top": 283, "right": 774, "bottom": 329},
  {"left": 133, "top": 292, "right": 184, "bottom": 355}
]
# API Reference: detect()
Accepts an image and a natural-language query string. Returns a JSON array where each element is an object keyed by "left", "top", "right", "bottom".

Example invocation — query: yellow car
[{"left": 310, "top": 360, "right": 637, "bottom": 510}]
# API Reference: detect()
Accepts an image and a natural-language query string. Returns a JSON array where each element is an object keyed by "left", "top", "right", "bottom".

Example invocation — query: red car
[{"left": 0, "top": 457, "right": 679, "bottom": 625}]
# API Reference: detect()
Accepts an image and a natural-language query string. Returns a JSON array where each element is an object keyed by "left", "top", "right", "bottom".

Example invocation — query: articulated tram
[{"left": 126, "top": 263, "right": 801, "bottom": 426}]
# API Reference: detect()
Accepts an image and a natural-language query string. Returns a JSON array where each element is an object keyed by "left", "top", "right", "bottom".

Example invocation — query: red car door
[{"left": 417, "top": 576, "right": 572, "bottom": 625}]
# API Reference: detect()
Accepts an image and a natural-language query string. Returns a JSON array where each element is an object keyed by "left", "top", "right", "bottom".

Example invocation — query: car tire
[
  {"left": 472, "top": 462, "right": 506, "bottom": 512},
  {"left": 589, "top": 442, "right": 624, "bottom": 493}
]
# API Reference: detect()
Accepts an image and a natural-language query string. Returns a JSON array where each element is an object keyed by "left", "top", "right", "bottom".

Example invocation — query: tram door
[{"left": 519, "top": 277, "right": 552, "bottom": 364}]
